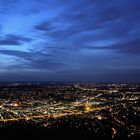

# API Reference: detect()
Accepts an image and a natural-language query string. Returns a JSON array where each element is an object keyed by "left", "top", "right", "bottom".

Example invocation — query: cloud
[
  {"left": 33, "top": 0, "right": 140, "bottom": 50},
  {"left": 34, "top": 21, "right": 54, "bottom": 31},
  {"left": 0, "top": 50, "right": 32, "bottom": 60},
  {"left": 0, "top": 34, "right": 33, "bottom": 45},
  {"left": 110, "top": 38, "right": 140, "bottom": 55},
  {"left": 0, "top": 0, "right": 140, "bottom": 81},
  {"left": 0, "top": 49, "right": 67, "bottom": 70}
]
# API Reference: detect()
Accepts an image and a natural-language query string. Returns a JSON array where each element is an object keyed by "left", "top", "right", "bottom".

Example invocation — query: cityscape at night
[
  {"left": 0, "top": 82, "right": 139, "bottom": 139},
  {"left": 0, "top": 0, "right": 140, "bottom": 139}
]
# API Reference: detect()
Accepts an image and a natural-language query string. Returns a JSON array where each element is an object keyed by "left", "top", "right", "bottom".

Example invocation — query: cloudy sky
[{"left": 0, "top": 0, "right": 140, "bottom": 82}]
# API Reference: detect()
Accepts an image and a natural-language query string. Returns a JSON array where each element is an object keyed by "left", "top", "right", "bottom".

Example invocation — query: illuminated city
[
  {"left": 0, "top": 0, "right": 140, "bottom": 139},
  {"left": 0, "top": 82, "right": 139, "bottom": 139}
]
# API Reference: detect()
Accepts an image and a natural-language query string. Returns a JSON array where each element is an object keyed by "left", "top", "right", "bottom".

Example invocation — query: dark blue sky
[{"left": 0, "top": 0, "right": 140, "bottom": 82}]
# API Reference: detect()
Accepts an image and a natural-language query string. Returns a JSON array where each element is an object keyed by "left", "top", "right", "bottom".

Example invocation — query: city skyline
[{"left": 0, "top": 0, "right": 140, "bottom": 82}]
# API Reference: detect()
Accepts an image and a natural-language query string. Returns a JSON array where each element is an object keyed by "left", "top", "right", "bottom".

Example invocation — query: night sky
[{"left": 0, "top": 0, "right": 140, "bottom": 82}]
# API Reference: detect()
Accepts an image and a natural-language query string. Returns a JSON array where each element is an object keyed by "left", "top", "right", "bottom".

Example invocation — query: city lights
[{"left": 0, "top": 83, "right": 139, "bottom": 139}]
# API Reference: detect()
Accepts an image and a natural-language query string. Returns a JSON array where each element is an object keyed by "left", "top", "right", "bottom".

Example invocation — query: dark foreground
[{"left": 1, "top": 122, "right": 139, "bottom": 140}]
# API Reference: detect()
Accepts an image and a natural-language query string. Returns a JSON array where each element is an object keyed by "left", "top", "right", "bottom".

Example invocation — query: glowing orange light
[
  {"left": 11, "top": 102, "right": 19, "bottom": 107},
  {"left": 112, "top": 128, "right": 117, "bottom": 138},
  {"left": 86, "top": 107, "right": 91, "bottom": 112},
  {"left": 97, "top": 115, "right": 103, "bottom": 120}
]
